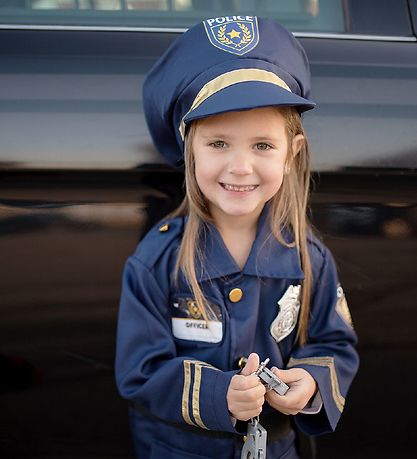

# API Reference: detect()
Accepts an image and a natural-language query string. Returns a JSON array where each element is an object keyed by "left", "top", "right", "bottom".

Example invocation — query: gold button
[
  {"left": 238, "top": 356, "right": 247, "bottom": 369},
  {"left": 243, "top": 435, "right": 247, "bottom": 443},
  {"left": 159, "top": 224, "right": 169, "bottom": 232},
  {"left": 229, "top": 288, "right": 243, "bottom": 303}
]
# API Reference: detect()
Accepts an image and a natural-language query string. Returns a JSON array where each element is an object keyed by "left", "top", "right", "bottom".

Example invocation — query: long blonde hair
[{"left": 171, "top": 107, "right": 312, "bottom": 346}]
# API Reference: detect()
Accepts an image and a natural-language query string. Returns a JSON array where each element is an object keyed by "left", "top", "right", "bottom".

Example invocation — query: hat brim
[{"left": 183, "top": 80, "right": 315, "bottom": 126}]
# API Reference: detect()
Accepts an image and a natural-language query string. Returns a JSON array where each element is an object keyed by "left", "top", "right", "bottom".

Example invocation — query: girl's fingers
[
  {"left": 231, "top": 374, "right": 264, "bottom": 391},
  {"left": 230, "top": 390, "right": 265, "bottom": 405},
  {"left": 227, "top": 373, "right": 266, "bottom": 417},
  {"left": 265, "top": 387, "right": 307, "bottom": 413},
  {"left": 240, "top": 353, "right": 260, "bottom": 376},
  {"left": 230, "top": 396, "right": 264, "bottom": 411},
  {"left": 228, "top": 383, "right": 266, "bottom": 406},
  {"left": 271, "top": 367, "right": 304, "bottom": 384}
]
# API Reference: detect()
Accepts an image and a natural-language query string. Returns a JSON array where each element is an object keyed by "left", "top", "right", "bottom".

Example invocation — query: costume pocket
[{"left": 171, "top": 295, "right": 224, "bottom": 344}]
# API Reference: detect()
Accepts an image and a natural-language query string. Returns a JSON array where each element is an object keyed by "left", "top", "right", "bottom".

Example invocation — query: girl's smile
[{"left": 220, "top": 183, "right": 259, "bottom": 192}]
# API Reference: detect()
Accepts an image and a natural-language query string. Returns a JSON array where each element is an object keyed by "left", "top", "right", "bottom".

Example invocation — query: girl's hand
[
  {"left": 265, "top": 367, "right": 317, "bottom": 415},
  {"left": 226, "top": 353, "right": 266, "bottom": 421}
]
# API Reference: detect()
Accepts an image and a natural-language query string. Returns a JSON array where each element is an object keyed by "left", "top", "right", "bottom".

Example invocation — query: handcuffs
[{"left": 240, "top": 358, "right": 289, "bottom": 459}]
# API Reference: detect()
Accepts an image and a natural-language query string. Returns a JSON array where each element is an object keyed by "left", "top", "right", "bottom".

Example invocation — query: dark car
[{"left": 0, "top": 1, "right": 416, "bottom": 458}]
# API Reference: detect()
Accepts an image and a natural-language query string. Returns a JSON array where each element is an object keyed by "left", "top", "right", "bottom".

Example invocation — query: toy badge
[
  {"left": 203, "top": 16, "right": 259, "bottom": 56},
  {"left": 270, "top": 285, "right": 301, "bottom": 343}
]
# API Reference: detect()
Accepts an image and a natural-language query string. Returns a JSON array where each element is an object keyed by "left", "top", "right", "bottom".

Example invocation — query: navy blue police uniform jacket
[{"left": 115, "top": 209, "right": 359, "bottom": 459}]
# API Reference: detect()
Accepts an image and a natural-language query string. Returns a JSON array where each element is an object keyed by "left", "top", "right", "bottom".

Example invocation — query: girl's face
[{"left": 192, "top": 107, "right": 303, "bottom": 226}]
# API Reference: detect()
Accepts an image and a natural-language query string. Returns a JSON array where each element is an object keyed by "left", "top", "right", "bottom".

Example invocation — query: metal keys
[
  {"left": 241, "top": 417, "right": 267, "bottom": 459},
  {"left": 254, "top": 358, "right": 289, "bottom": 396},
  {"left": 240, "top": 357, "right": 290, "bottom": 458}
]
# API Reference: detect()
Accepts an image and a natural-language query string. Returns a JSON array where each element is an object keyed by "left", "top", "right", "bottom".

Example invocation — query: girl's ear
[{"left": 291, "top": 134, "right": 305, "bottom": 158}]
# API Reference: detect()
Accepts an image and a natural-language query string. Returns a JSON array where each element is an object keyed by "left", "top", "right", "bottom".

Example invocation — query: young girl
[{"left": 116, "top": 16, "right": 359, "bottom": 459}]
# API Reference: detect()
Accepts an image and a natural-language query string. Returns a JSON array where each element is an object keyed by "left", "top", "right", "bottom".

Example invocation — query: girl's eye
[
  {"left": 255, "top": 143, "right": 272, "bottom": 151},
  {"left": 209, "top": 140, "right": 226, "bottom": 148}
]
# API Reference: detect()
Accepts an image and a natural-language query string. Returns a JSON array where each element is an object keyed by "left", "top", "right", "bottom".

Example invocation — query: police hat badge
[
  {"left": 203, "top": 16, "right": 259, "bottom": 56},
  {"left": 270, "top": 285, "right": 301, "bottom": 343}
]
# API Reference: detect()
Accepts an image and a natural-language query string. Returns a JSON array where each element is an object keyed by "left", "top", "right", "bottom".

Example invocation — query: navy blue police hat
[{"left": 143, "top": 16, "right": 315, "bottom": 167}]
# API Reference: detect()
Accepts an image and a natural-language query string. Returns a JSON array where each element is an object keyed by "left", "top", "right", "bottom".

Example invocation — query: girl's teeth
[{"left": 223, "top": 184, "right": 256, "bottom": 192}]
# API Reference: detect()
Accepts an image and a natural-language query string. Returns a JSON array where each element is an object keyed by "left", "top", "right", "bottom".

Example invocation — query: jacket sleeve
[
  {"left": 288, "top": 247, "right": 359, "bottom": 435},
  {"left": 115, "top": 255, "right": 237, "bottom": 433}
]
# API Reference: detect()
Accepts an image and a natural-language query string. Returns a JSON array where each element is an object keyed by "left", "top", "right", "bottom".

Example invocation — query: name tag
[
  {"left": 172, "top": 318, "right": 222, "bottom": 343},
  {"left": 171, "top": 297, "right": 223, "bottom": 343}
]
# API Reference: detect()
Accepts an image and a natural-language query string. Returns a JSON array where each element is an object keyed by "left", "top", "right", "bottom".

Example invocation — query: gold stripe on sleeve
[
  {"left": 190, "top": 360, "right": 220, "bottom": 430},
  {"left": 182, "top": 360, "right": 197, "bottom": 426},
  {"left": 192, "top": 360, "right": 217, "bottom": 370},
  {"left": 287, "top": 356, "right": 345, "bottom": 412},
  {"left": 192, "top": 363, "right": 209, "bottom": 430}
]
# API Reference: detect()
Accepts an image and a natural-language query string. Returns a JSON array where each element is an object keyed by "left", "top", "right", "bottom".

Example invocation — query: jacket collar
[{"left": 196, "top": 204, "right": 304, "bottom": 281}]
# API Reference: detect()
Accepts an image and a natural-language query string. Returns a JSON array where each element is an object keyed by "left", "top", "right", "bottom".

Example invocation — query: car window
[
  {"left": 0, "top": 0, "right": 345, "bottom": 33},
  {"left": 409, "top": 0, "right": 417, "bottom": 30},
  {"left": 347, "top": 0, "right": 413, "bottom": 37}
]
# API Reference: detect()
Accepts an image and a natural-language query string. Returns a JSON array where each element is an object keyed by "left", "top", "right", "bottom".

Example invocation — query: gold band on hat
[{"left": 179, "top": 68, "right": 292, "bottom": 139}]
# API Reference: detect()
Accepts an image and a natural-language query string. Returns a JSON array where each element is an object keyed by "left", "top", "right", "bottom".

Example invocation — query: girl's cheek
[{"left": 264, "top": 163, "right": 285, "bottom": 180}]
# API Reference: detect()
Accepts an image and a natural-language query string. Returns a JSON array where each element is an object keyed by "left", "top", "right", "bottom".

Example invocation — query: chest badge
[{"left": 270, "top": 285, "right": 301, "bottom": 343}]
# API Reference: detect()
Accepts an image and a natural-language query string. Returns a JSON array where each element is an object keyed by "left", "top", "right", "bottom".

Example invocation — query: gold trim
[
  {"left": 158, "top": 223, "right": 169, "bottom": 232},
  {"left": 182, "top": 360, "right": 197, "bottom": 426},
  {"left": 287, "top": 356, "right": 345, "bottom": 412},
  {"left": 192, "top": 361, "right": 219, "bottom": 430},
  {"left": 238, "top": 356, "right": 247, "bottom": 369},
  {"left": 192, "top": 364, "right": 209, "bottom": 429},
  {"left": 179, "top": 68, "right": 292, "bottom": 139},
  {"left": 182, "top": 360, "right": 219, "bottom": 428},
  {"left": 192, "top": 359, "right": 217, "bottom": 369}
]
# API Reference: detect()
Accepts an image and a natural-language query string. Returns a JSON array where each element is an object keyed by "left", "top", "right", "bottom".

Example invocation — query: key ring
[{"left": 240, "top": 416, "right": 267, "bottom": 459}]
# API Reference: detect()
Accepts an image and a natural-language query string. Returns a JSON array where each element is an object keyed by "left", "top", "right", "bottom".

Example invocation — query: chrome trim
[
  {"left": 0, "top": 24, "right": 187, "bottom": 33},
  {"left": 294, "top": 32, "right": 416, "bottom": 42},
  {"left": 0, "top": 24, "right": 416, "bottom": 41}
]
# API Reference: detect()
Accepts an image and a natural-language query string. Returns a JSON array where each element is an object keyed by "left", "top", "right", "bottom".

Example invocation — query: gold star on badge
[{"left": 227, "top": 29, "right": 241, "bottom": 39}]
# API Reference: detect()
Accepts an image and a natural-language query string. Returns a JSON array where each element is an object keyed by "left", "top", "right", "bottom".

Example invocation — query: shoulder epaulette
[
  {"left": 307, "top": 232, "right": 327, "bottom": 258},
  {"left": 132, "top": 216, "right": 184, "bottom": 269},
  {"left": 306, "top": 232, "right": 329, "bottom": 273}
]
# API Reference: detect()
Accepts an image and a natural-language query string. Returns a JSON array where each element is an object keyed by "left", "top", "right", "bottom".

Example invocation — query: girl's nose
[{"left": 227, "top": 151, "right": 253, "bottom": 175}]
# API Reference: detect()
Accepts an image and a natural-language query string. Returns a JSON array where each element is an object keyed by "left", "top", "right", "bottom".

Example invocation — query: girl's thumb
[{"left": 240, "top": 353, "right": 260, "bottom": 376}]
